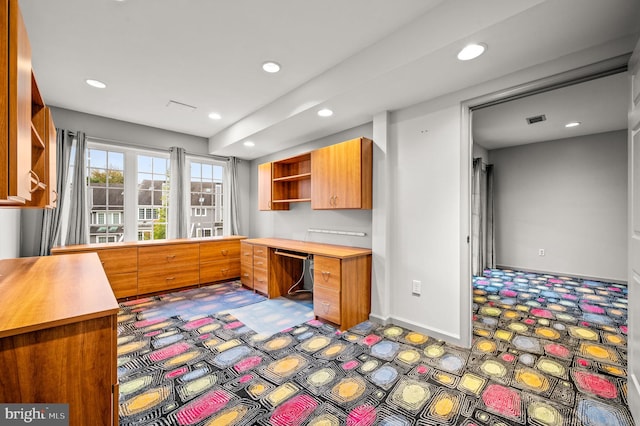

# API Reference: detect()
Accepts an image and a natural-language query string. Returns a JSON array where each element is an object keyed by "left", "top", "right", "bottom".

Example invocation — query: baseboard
[
  {"left": 389, "top": 316, "right": 468, "bottom": 348},
  {"left": 495, "top": 264, "right": 627, "bottom": 286},
  {"left": 368, "top": 313, "right": 391, "bottom": 326}
]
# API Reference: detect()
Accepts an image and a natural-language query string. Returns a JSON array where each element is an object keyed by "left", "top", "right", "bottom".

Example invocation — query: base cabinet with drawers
[{"left": 52, "top": 236, "right": 245, "bottom": 299}]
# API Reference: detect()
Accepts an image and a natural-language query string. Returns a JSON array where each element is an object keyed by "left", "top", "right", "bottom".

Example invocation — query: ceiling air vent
[
  {"left": 526, "top": 114, "right": 546, "bottom": 124},
  {"left": 166, "top": 100, "right": 197, "bottom": 112}
]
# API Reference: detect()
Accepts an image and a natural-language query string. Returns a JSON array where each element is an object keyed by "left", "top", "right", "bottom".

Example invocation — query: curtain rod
[{"left": 67, "top": 131, "right": 230, "bottom": 161}]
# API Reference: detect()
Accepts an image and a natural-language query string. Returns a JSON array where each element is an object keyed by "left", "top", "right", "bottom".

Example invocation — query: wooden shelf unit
[
  {"left": 270, "top": 153, "right": 311, "bottom": 207},
  {"left": 1, "top": 0, "right": 56, "bottom": 208}
]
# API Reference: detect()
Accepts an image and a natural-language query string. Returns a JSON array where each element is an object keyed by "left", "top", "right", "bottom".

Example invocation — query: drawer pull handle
[
  {"left": 101, "top": 261, "right": 105, "bottom": 265},
  {"left": 221, "top": 249, "right": 228, "bottom": 256},
  {"left": 166, "top": 255, "right": 176, "bottom": 260},
  {"left": 222, "top": 268, "right": 229, "bottom": 275},
  {"left": 322, "top": 301, "right": 330, "bottom": 313},
  {"left": 243, "top": 273, "right": 249, "bottom": 277},
  {"left": 255, "top": 262, "right": 264, "bottom": 266},
  {"left": 166, "top": 276, "right": 176, "bottom": 281},
  {"left": 321, "top": 271, "right": 331, "bottom": 281},
  {"left": 244, "top": 252, "right": 251, "bottom": 256}
]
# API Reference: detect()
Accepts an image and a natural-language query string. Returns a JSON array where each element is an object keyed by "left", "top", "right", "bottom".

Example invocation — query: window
[
  {"left": 188, "top": 159, "right": 225, "bottom": 238},
  {"left": 87, "top": 148, "right": 125, "bottom": 244},
  {"left": 137, "top": 155, "right": 169, "bottom": 241},
  {"left": 195, "top": 228, "right": 213, "bottom": 238},
  {"left": 84, "top": 141, "right": 226, "bottom": 244}
]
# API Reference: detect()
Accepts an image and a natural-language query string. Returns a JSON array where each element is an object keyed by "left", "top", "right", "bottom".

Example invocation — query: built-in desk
[{"left": 241, "top": 238, "right": 372, "bottom": 330}]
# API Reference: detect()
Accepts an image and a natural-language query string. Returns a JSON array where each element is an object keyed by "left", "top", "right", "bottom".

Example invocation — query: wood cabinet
[
  {"left": 0, "top": 253, "right": 119, "bottom": 426},
  {"left": 257, "top": 137, "right": 372, "bottom": 212},
  {"left": 240, "top": 240, "right": 254, "bottom": 288},
  {"left": 258, "top": 162, "right": 286, "bottom": 210},
  {"left": 311, "top": 137, "right": 372, "bottom": 209},
  {"left": 199, "top": 239, "right": 241, "bottom": 284},
  {"left": 52, "top": 236, "right": 246, "bottom": 299},
  {"left": 1, "top": 0, "right": 56, "bottom": 207},
  {"left": 312, "top": 255, "right": 371, "bottom": 329},
  {"left": 252, "top": 244, "right": 269, "bottom": 295}
]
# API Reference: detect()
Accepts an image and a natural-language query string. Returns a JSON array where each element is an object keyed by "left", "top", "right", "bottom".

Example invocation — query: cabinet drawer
[
  {"left": 138, "top": 244, "right": 199, "bottom": 273},
  {"left": 107, "top": 272, "right": 137, "bottom": 299},
  {"left": 253, "top": 245, "right": 268, "bottom": 259},
  {"left": 96, "top": 248, "right": 137, "bottom": 274},
  {"left": 240, "top": 263, "right": 253, "bottom": 288},
  {"left": 137, "top": 269, "right": 199, "bottom": 295},
  {"left": 314, "top": 286, "right": 341, "bottom": 324},
  {"left": 253, "top": 267, "right": 268, "bottom": 294},
  {"left": 253, "top": 255, "right": 268, "bottom": 269},
  {"left": 314, "top": 256, "right": 341, "bottom": 291},
  {"left": 200, "top": 259, "right": 240, "bottom": 284},
  {"left": 240, "top": 241, "right": 254, "bottom": 259},
  {"left": 199, "top": 240, "right": 240, "bottom": 263}
]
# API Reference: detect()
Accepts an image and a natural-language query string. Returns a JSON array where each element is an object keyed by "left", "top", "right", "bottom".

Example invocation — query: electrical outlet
[
  {"left": 538, "top": 249, "right": 545, "bottom": 256},
  {"left": 412, "top": 280, "right": 421, "bottom": 295}
]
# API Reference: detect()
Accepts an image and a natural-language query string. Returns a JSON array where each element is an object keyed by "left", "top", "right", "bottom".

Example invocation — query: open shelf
[
  {"left": 273, "top": 172, "right": 311, "bottom": 183},
  {"left": 272, "top": 153, "right": 311, "bottom": 204}
]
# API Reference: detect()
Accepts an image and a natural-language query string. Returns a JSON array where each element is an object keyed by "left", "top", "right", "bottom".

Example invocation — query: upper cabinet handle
[
  {"left": 321, "top": 271, "right": 331, "bottom": 281},
  {"left": 28, "top": 170, "right": 41, "bottom": 193}
]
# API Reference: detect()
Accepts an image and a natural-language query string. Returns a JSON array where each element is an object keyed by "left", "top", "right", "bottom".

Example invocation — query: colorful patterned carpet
[{"left": 116, "top": 270, "right": 633, "bottom": 425}]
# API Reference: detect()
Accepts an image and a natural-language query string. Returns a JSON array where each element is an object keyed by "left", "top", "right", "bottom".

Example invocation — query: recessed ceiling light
[
  {"left": 317, "top": 108, "right": 333, "bottom": 117},
  {"left": 86, "top": 79, "right": 106, "bottom": 89},
  {"left": 457, "top": 43, "right": 487, "bottom": 61},
  {"left": 565, "top": 121, "right": 581, "bottom": 128},
  {"left": 243, "top": 141, "right": 255, "bottom": 147},
  {"left": 262, "top": 61, "right": 281, "bottom": 73},
  {"left": 208, "top": 112, "right": 221, "bottom": 120}
]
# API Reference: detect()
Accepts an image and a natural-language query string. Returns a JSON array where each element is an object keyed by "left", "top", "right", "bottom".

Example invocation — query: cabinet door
[
  {"left": 311, "top": 137, "right": 372, "bottom": 209},
  {"left": 45, "top": 107, "right": 56, "bottom": 207},
  {"left": 1, "top": 0, "right": 32, "bottom": 204},
  {"left": 257, "top": 162, "right": 282, "bottom": 211}
]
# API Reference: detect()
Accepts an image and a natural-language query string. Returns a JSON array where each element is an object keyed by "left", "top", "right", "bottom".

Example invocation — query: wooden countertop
[
  {"left": 51, "top": 235, "right": 247, "bottom": 253},
  {"left": 0, "top": 253, "right": 119, "bottom": 338},
  {"left": 244, "top": 238, "right": 371, "bottom": 259}
]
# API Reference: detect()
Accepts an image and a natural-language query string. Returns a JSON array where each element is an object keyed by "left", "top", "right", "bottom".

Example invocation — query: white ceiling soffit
[
  {"left": 472, "top": 72, "right": 628, "bottom": 150},
  {"left": 19, "top": 0, "right": 640, "bottom": 160}
]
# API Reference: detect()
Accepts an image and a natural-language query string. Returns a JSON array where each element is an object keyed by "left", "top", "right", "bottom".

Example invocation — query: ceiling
[
  {"left": 19, "top": 0, "right": 640, "bottom": 160},
  {"left": 473, "top": 71, "right": 629, "bottom": 150}
]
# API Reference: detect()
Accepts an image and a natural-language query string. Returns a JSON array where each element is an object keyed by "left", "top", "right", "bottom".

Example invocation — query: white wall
[
  {"left": 249, "top": 123, "right": 373, "bottom": 249},
  {"left": 388, "top": 106, "right": 464, "bottom": 340},
  {"left": 489, "top": 130, "right": 627, "bottom": 282},
  {"left": 0, "top": 209, "right": 21, "bottom": 259}
]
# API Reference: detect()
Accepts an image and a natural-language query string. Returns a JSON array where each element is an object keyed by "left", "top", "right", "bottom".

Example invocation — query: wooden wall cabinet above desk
[
  {"left": 258, "top": 137, "right": 372, "bottom": 211},
  {"left": 241, "top": 238, "right": 372, "bottom": 330},
  {"left": 52, "top": 236, "right": 246, "bottom": 299}
]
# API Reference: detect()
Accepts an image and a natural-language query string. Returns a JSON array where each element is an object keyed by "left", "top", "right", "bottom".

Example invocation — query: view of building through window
[
  {"left": 86, "top": 143, "right": 225, "bottom": 244},
  {"left": 87, "top": 148, "right": 125, "bottom": 243},
  {"left": 189, "top": 160, "right": 224, "bottom": 238},
  {"left": 137, "top": 155, "right": 169, "bottom": 241}
]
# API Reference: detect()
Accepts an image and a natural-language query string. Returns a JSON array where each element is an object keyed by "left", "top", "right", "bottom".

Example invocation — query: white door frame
[{"left": 458, "top": 54, "right": 629, "bottom": 349}]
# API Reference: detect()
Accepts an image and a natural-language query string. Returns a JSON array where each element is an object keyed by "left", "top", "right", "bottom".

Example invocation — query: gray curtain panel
[
  {"left": 40, "top": 129, "right": 73, "bottom": 255},
  {"left": 168, "top": 146, "right": 188, "bottom": 239},
  {"left": 471, "top": 158, "right": 495, "bottom": 276},
  {"left": 227, "top": 156, "right": 240, "bottom": 235},
  {"left": 65, "top": 131, "right": 89, "bottom": 245}
]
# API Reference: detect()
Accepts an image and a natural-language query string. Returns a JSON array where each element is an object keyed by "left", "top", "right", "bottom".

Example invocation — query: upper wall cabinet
[
  {"left": 1, "top": 0, "right": 56, "bottom": 208},
  {"left": 258, "top": 162, "right": 288, "bottom": 211},
  {"left": 311, "top": 137, "right": 372, "bottom": 210}
]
